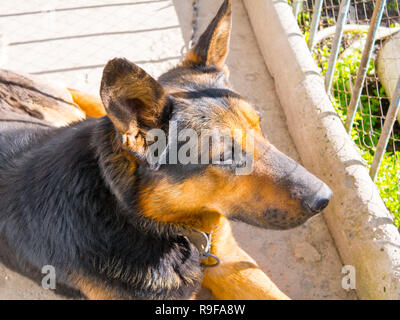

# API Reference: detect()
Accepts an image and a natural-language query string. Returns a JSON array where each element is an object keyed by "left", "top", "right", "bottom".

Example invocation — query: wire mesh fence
[
  {"left": 292, "top": 0, "right": 400, "bottom": 226},
  {"left": 0, "top": 0, "right": 184, "bottom": 96}
]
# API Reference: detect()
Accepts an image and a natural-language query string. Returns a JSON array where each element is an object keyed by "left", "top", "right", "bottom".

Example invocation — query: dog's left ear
[
  {"left": 184, "top": 0, "right": 231, "bottom": 69},
  {"left": 100, "top": 58, "right": 168, "bottom": 159}
]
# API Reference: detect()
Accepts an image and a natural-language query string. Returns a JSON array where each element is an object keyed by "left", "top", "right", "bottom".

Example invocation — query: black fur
[{"left": 0, "top": 117, "right": 203, "bottom": 299}]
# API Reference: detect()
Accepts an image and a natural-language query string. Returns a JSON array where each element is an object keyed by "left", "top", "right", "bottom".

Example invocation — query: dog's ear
[
  {"left": 184, "top": 0, "right": 231, "bottom": 69},
  {"left": 100, "top": 58, "right": 168, "bottom": 158}
]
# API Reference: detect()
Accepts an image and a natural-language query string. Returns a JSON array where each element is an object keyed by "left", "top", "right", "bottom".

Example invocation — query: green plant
[
  {"left": 291, "top": 0, "right": 400, "bottom": 227},
  {"left": 364, "top": 151, "right": 400, "bottom": 227},
  {"left": 312, "top": 33, "right": 400, "bottom": 227}
]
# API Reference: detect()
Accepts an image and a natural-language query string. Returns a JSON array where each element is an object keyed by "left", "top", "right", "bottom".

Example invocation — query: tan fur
[
  {"left": 68, "top": 88, "right": 106, "bottom": 118},
  {"left": 71, "top": 275, "right": 120, "bottom": 300},
  {"left": 202, "top": 216, "right": 289, "bottom": 300}
]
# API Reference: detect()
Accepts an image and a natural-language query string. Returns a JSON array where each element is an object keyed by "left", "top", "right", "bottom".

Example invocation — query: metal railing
[{"left": 294, "top": 0, "right": 400, "bottom": 182}]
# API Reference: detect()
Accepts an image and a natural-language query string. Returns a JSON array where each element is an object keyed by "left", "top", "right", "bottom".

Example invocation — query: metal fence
[{"left": 292, "top": 0, "right": 400, "bottom": 225}]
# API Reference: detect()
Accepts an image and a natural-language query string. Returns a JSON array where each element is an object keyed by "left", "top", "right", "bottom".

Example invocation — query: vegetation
[{"left": 297, "top": 11, "right": 400, "bottom": 227}]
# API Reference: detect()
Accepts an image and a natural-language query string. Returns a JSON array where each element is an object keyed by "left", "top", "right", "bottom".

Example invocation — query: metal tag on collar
[
  {"left": 198, "top": 231, "right": 220, "bottom": 268},
  {"left": 181, "top": 229, "right": 220, "bottom": 267}
]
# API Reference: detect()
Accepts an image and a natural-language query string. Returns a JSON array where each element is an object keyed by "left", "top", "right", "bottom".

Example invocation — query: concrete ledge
[{"left": 243, "top": 0, "right": 400, "bottom": 299}]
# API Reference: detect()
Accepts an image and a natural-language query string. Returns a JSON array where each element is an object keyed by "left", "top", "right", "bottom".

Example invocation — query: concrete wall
[{"left": 243, "top": 0, "right": 400, "bottom": 299}]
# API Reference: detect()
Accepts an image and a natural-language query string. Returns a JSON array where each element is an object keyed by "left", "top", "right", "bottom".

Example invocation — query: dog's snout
[{"left": 303, "top": 183, "right": 332, "bottom": 214}]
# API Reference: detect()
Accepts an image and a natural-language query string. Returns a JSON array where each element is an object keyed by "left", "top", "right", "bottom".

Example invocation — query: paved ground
[{"left": 0, "top": 0, "right": 357, "bottom": 299}]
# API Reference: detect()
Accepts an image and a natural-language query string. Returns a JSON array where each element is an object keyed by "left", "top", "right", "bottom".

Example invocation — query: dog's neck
[
  {"left": 93, "top": 117, "right": 221, "bottom": 237},
  {"left": 92, "top": 117, "right": 222, "bottom": 267},
  {"left": 90, "top": 117, "right": 179, "bottom": 238}
]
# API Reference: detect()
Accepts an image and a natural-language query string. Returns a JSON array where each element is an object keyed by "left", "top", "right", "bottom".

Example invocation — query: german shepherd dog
[{"left": 0, "top": 0, "right": 332, "bottom": 299}]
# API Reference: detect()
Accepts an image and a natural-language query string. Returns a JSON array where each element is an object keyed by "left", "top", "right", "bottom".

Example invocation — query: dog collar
[{"left": 181, "top": 229, "right": 220, "bottom": 268}]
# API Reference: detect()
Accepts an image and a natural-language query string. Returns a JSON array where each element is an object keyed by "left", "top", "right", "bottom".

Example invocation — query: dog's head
[{"left": 99, "top": 0, "right": 332, "bottom": 231}]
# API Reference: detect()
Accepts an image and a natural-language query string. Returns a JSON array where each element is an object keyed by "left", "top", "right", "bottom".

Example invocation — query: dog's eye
[
  {"left": 214, "top": 143, "right": 249, "bottom": 168},
  {"left": 213, "top": 144, "right": 233, "bottom": 165},
  {"left": 217, "top": 150, "right": 248, "bottom": 169},
  {"left": 219, "top": 149, "right": 233, "bottom": 165}
]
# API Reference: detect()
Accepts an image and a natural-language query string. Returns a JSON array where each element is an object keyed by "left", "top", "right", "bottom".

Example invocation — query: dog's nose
[{"left": 303, "top": 183, "right": 332, "bottom": 214}]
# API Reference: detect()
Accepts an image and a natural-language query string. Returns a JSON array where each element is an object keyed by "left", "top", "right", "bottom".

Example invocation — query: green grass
[
  {"left": 364, "top": 151, "right": 400, "bottom": 227},
  {"left": 327, "top": 42, "right": 400, "bottom": 227},
  {"left": 296, "top": 10, "right": 400, "bottom": 227}
]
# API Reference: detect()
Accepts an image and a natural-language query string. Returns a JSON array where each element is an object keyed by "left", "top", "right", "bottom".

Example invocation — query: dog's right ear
[{"left": 100, "top": 58, "right": 168, "bottom": 158}]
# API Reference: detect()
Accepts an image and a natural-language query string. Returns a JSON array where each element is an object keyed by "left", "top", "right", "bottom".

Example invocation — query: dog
[{"left": 0, "top": 0, "right": 332, "bottom": 300}]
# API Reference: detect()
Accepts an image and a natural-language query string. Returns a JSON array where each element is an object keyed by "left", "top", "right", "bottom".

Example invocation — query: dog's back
[{"left": 0, "top": 70, "right": 84, "bottom": 296}]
